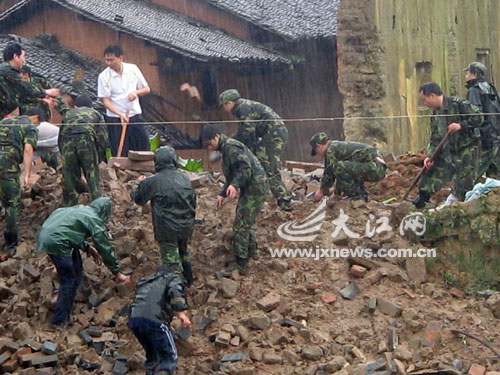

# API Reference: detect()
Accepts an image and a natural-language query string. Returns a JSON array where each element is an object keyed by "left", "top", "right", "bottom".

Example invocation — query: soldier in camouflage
[
  {"left": 60, "top": 95, "right": 110, "bottom": 206},
  {"left": 201, "top": 125, "right": 269, "bottom": 274},
  {"left": 310, "top": 132, "right": 387, "bottom": 202},
  {"left": 219, "top": 89, "right": 293, "bottom": 211},
  {"left": 412, "top": 82, "right": 484, "bottom": 208},
  {"left": 19, "top": 65, "right": 69, "bottom": 120},
  {"left": 464, "top": 62, "right": 500, "bottom": 179},
  {"left": 0, "top": 107, "right": 43, "bottom": 259},
  {"left": 130, "top": 146, "right": 197, "bottom": 286},
  {"left": 0, "top": 43, "right": 60, "bottom": 118}
]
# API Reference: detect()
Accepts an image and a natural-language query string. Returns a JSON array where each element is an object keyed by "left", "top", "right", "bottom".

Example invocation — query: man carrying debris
[
  {"left": 0, "top": 107, "right": 43, "bottom": 259},
  {"left": 219, "top": 89, "right": 293, "bottom": 211},
  {"left": 130, "top": 146, "right": 197, "bottom": 286},
  {"left": 464, "top": 62, "right": 500, "bottom": 179},
  {"left": 310, "top": 132, "right": 387, "bottom": 201},
  {"left": 412, "top": 82, "right": 484, "bottom": 208},
  {"left": 60, "top": 94, "right": 110, "bottom": 206},
  {"left": 37, "top": 197, "right": 130, "bottom": 329},
  {"left": 129, "top": 264, "right": 191, "bottom": 375},
  {"left": 98, "top": 45, "right": 150, "bottom": 156},
  {"left": 0, "top": 42, "right": 60, "bottom": 118},
  {"left": 201, "top": 125, "right": 269, "bottom": 274}
]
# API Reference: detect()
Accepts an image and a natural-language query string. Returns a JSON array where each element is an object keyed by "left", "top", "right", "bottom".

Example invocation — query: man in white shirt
[{"left": 97, "top": 45, "right": 151, "bottom": 156}]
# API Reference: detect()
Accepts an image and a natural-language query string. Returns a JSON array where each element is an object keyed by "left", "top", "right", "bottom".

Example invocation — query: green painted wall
[{"left": 374, "top": 0, "right": 500, "bottom": 154}]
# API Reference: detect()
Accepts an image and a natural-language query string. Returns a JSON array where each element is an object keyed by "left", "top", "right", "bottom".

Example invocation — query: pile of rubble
[{"left": 0, "top": 153, "right": 499, "bottom": 375}]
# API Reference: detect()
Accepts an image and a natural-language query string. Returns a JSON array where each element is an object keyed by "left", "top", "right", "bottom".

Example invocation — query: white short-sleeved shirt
[{"left": 97, "top": 62, "right": 148, "bottom": 118}]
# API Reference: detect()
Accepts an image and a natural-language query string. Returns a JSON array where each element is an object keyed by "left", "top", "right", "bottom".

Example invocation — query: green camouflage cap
[
  {"left": 310, "top": 132, "right": 329, "bottom": 156},
  {"left": 463, "top": 61, "right": 487, "bottom": 76},
  {"left": 219, "top": 89, "right": 241, "bottom": 105}
]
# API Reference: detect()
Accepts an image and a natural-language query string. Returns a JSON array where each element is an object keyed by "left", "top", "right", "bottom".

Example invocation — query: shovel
[{"left": 116, "top": 109, "right": 130, "bottom": 157}]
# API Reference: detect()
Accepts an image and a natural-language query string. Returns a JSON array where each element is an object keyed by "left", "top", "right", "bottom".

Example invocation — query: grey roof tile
[
  {"left": 0, "top": 33, "right": 102, "bottom": 98},
  {"left": 206, "top": 0, "right": 339, "bottom": 40}
]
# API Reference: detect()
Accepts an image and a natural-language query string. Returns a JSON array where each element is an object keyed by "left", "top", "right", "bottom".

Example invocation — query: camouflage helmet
[
  {"left": 463, "top": 62, "right": 487, "bottom": 77},
  {"left": 219, "top": 89, "right": 241, "bottom": 106},
  {"left": 310, "top": 132, "right": 329, "bottom": 156}
]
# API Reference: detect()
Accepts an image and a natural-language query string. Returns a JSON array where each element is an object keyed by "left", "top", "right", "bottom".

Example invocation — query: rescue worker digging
[{"left": 37, "top": 197, "right": 130, "bottom": 329}]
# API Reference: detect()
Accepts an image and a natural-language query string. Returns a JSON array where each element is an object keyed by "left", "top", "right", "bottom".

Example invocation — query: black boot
[
  {"left": 218, "top": 257, "right": 249, "bottom": 277},
  {"left": 412, "top": 191, "right": 430, "bottom": 209},
  {"left": 4, "top": 232, "right": 18, "bottom": 257},
  {"left": 181, "top": 261, "right": 194, "bottom": 287}
]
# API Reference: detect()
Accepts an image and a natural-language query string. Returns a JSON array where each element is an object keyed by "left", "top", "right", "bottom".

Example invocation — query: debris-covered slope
[{"left": 0, "top": 158, "right": 499, "bottom": 375}]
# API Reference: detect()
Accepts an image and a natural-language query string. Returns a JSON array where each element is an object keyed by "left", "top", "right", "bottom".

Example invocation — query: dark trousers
[
  {"left": 129, "top": 317, "right": 178, "bottom": 375},
  {"left": 106, "top": 114, "right": 150, "bottom": 157},
  {"left": 49, "top": 249, "right": 83, "bottom": 325}
]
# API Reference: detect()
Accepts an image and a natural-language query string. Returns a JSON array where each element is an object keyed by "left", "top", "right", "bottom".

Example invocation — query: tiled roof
[
  {"left": 0, "top": 33, "right": 102, "bottom": 98},
  {"left": 206, "top": 0, "right": 340, "bottom": 40},
  {"left": 0, "top": 0, "right": 294, "bottom": 65}
]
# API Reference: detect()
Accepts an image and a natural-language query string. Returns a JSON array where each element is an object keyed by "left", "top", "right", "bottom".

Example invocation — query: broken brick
[
  {"left": 0, "top": 339, "right": 18, "bottom": 353},
  {"left": 22, "top": 265, "right": 41, "bottom": 281},
  {"left": 350, "top": 264, "right": 367, "bottom": 278},
  {"left": 41, "top": 341, "right": 58, "bottom": 355},
  {"left": 469, "top": 364, "right": 486, "bottom": 375},
  {"left": 450, "top": 287, "right": 465, "bottom": 298},
  {"left": 1, "top": 358, "right": 18, "bottom": 372},
  {"left": 215, "top": 331, "right": 231, "bottom": 348},
  {"left": 256, "top": 292, "right": 281, "bottom": 312},
  {"left": 0, "top": 352, "right": 10, "bottom": 365},
  {"left": 422, "top": 321, "right": 442, "bottom": 347},
  {"left": 321, "top": 293, "right": 336, "bottom": 304}
]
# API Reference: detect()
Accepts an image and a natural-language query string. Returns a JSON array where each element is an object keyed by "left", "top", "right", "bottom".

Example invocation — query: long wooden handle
[
  {"left": 401, "top": 132, "right": 449, "bottom": 201},
  {"left": 117, "top": 109, "right": 130, "bottom": 157}
]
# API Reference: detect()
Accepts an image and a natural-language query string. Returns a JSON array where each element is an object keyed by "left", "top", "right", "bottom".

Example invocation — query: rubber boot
[
  {"left": 248, "top": 244, "right": 259, "bottom": 260},
  {"left": 4, "top": 232, "right": 18, "bottom": 258},
  {"left": 181, "top": 260, "right": 194, "bottom": 287},
  {"left": 278, "top": 198, "right": 293, "bottom": 212},
  {"left": 412, "top": 191, "right": 430, "bottom": 209},
  {"left": 218, "top": 257, "right": 248, "bottom": 277}
]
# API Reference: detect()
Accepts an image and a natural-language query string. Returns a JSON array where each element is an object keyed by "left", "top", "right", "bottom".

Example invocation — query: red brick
[
  {"left": 1, "top": 358, "right": 18, "bottom": 372},
  {"left": 422, "top": 321, "right": 442, "bottom": 347},
  {"left": 449, "top": 287, "right": 465, "bottom": 298},
  {"left": 468, "top": 364, "right": 486, "bottom": 375},
  {"left": 351, "top": 265, "right": 368, "bottom": 278},
  {"left": 321, "top": 293, "right": 337, "bottom": 304}
]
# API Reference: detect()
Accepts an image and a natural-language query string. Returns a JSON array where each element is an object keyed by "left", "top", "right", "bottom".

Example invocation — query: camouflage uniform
[
  {"left": 316, "top": 136, "right": 387, "bottom": 199},
  {"left": 218, "top": 134, "right": 269, "bottom": 266},
  {"left": 0, "top": 115, "right": 38, "bottom": 254},
  {"left": 465, "top": 77, "right": 500, "bottom": 179},
  {"left": 130, "top": 146, "right": 196, "bottom": 285},
  {"left": 60, "top": 107, "right": 109, "bottom": 206},
  {"left": 0, "top": 62, "right": 46, "bottom": 118},
  {"left": 229, "top": 97, "right": 292, "bottom": 209},
  {"left": 419, "top": 96, "right": 483, "bottom": 201}
]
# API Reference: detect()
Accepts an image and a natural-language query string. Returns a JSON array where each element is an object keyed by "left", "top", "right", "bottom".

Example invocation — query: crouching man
[
  {"left": 129, "top": 264, "right": 191, "bottom": 375},
  {"left": 37, "top": 197, "right": 130, "bottom": 329}
]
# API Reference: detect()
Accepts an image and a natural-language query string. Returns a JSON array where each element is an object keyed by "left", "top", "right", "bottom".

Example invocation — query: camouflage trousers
[
  {"left": 419, "top": 145, "right": 479, "bottom": 201},
  {"left": 158, "top": 237, "right": 190, "bottom": 274},
  {"left": 0, "top": 175, "right": 21, "bottom": 233},
  {"left": 477, "top": 144, "right": 500, "bottom": 179},
  {"left": 61, "top": 134, "right": 102, "bottom": 206},
  {"left": 255, "top": 127, "right": 291, "bottom": 205},
  {"left": 333, "top": 160, "right": 387, "bottom": 196},
  {"left": 233, "top": 191, "right": 267, "bottom": 260}
]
